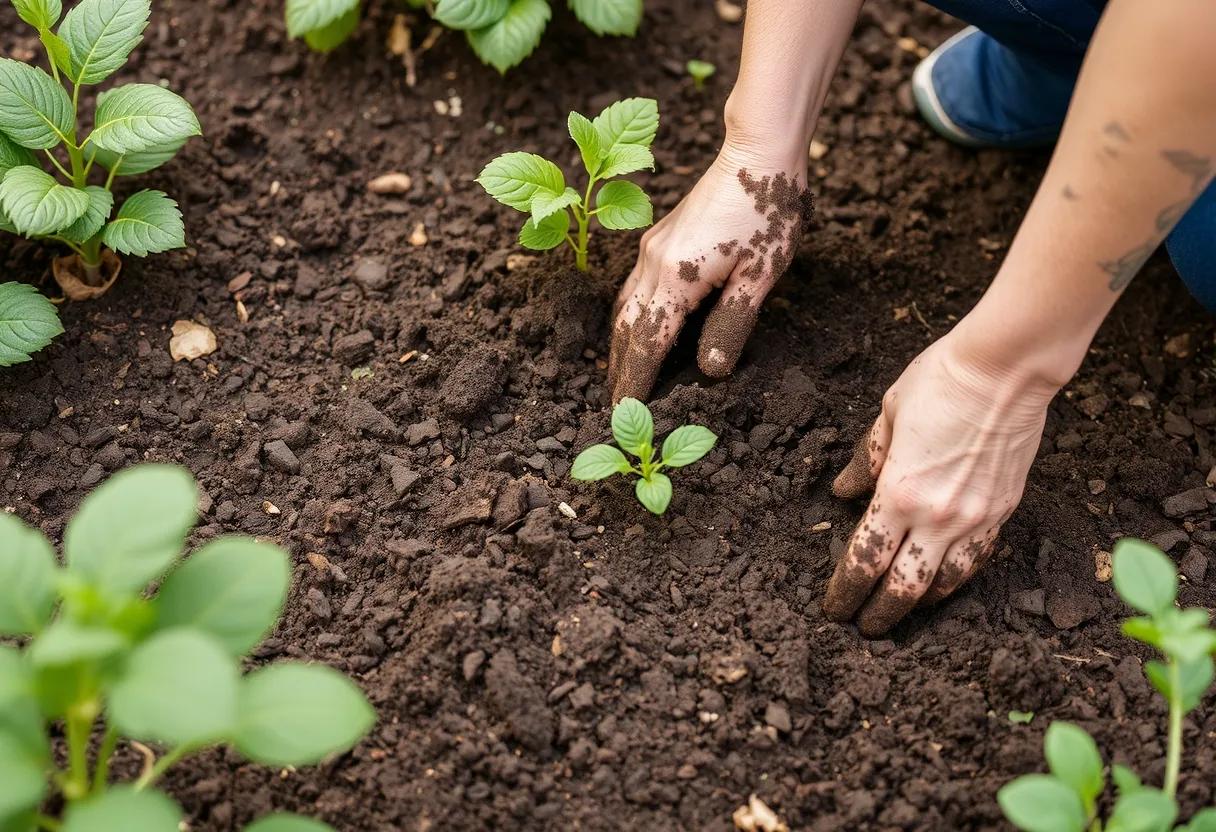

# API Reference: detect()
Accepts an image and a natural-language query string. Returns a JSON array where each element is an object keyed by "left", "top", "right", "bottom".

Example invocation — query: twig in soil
[{"left": 909, "top": 301, "right": 934, "bottom": 335}]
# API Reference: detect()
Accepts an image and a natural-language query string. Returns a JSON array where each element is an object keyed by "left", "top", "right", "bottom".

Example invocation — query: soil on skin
[{"left": 3, "top": 1, "right": 1215, "bottom": 829}]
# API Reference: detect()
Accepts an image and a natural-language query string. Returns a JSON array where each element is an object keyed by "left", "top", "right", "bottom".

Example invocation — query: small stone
[
  {"left": 1149, "top": 529, "right": 1191, "bottom": 552},
  {"left": 714, "top": 0, "right": 742, "bottom": 22},
  {"left": 568, "top": 682, "right": 595, "bottom": 710},
  {"left": 1162, "top": 487, "right": 1214, "bottom": 518},
  {"left": 1163, "top": 411, "right": 1194, "bottom": 438},
  {"left": 78, "top": 463, "right": 104, "bottom": 489},
  {"left": 352, "top": 259, "right": 391, "bottom": 293},
  {"left": 368, "top": 172, "right": 412, "bottom": 194},
  {"left": 332, "top": 330, "right": 375, "bottom": 363},
  {"left": 1180, "top": 547, "right": 1208, "bottom": 582},
  {"left": 1088, "top": 479, "right": 1106, "bottom": 496},
  {"left": 390, "top": 464, "right": 420, "bottom": 496},
  {"left": 764, "top": 701, "right": 792, "bottom": 733},
  {"left": 462, "top": 650, "right": 486, "bottom": 681},
  {"left": 262, "top": 439, "right": 300, "bottom": 474},
  {"left": 407, "top": 418, "right": 441, "bottom": 446},
  {"left": 1076, "top": 393, "right": 1110, "bottom": 419},
  {"left": 1010, "top": 589, "right": 1046, "bottom": 617},
  {"left": 307, "top": 587, "right": 332, "bottom": 620},
  {"left": 536, "top": 436, "right": 565, "bottom": 453},
  {"left": 409, "top": 222, "right": 428, "bottom": 247}
]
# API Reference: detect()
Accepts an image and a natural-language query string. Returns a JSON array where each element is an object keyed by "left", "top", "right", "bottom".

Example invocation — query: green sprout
[
  {"left": 571, "top": 397, "right": 717, "bottom": 515},
  {"left": 686, "top": 59, "right": 715, "bottom": 89},
  {"left": 0, "top": 464, "right": 375, "bottom": 831},
  {"left": 998, "top": 539, "right": 1216, "bottom": 832},
  {"left": 477, "top": 98, "right": 657, "bottom": 271}
]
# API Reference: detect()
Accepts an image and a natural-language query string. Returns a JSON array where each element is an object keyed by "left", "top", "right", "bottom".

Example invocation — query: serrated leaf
[
  {"left": 62, "top": 786, "right": 182, "bottom": 832},
  {"left": 595, "top": 179, "right": 651, "bottom": 230},
  {"left": 1112, "top": 538, "right": 1177, "bottom": 616},
  {"left": 102, "top": 189, "right": 185, "bottom": 257},
  {"left": 0, "top": 513, "right": 57, "bottom": 635},
  {"left": 0, "top": 132, "right": 38, "bottom": 176},
  {"left": 0, "top": 58, "right": 74, "bottom": 149},
  {"left": 592, "top": 97, "right": 658, "bottom": 152},
  {"left": 611, "top": 397, "right": 653, "bottom": 455},
  {"left": 530, "top": 185, "right": 579, "bottom": 225},
  {"left": 87, "top": 138, "right": 187, "bottom": 177},
  {"left": 88, "top": 84, "right": 202, "bottom": 155},
  {"left": 303, "top": 5, "right": 360, "bottom": 51},
  {"left": 518, "top": 210, "right": 568, "bottom": 251},
  {"left": 1044, "top": 722, "right": 1104, "bottom": 809},
  {"left": 12, "top": 0, "right": 63, "bottom": 30},
  {"left": 597, "top": 143, "right": 653, "bottom": 178},
  {"left": 569, "top": 0, "right": 640, "bottom": 35},
  {"left": 285, "top": 0, "right": 360, "bottom": 37},
  {"left": 1105, "top": 787, "right": 1177, "bottom": 832},
  {"left": 571, "top": 444, "right": 630, "bottom": 481},
  {"left": 476, "top": 151, "right": 564, "bottom": 211},
  {"left": 0, "top": 166, "right": 90, "bottom": 235},
  {"left": 635, "top": 473, "right": 672, "bottom": 515},
  {"left": 434, "top": 0, "right": 509, "bottom": 30},
  {"left": 244, "top": 816, "right": 335, "bottom": 832},
  {"left": 41, "top": 30, "right": 74, "bottom": 77},
  {"left": 567, "top": 110, "right": 603, "bottom": 176},
  {"left": 0, "top": 281, "right": 62, "bottom": 367},
  {"left": 60, "top": 185, "right": 113, "bottom": 244},
  {"left": 60, "top": 0, "right": 151, "bottom": 85},
  {"left": 466, "top": 0, "right": 550, "bottom": 73},
  {"left": 997, "top": 774, "right": 1087, "bottom": 832},
  {"left": 661, "top": 425, "right": 717, "bottom": 468}
]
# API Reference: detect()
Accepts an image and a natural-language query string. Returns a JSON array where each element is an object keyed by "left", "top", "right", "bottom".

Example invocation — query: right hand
[{"left": 608, "top": 144, "right": 812, "bottom": 402}]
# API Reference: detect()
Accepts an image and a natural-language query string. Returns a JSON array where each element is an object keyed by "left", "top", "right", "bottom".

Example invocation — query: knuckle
[{"left": 888, "top": 485, "right": 923, "bottom": 518}]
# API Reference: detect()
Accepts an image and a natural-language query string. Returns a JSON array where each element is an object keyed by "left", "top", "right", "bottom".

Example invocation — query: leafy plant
[
  {"left": 0, "top": 464, "right": 375, "bottom": 831},
  {"left": 571, "top": 397, "right": 716, "bottom": 515},
  {"left": 477, "top": 97, "right": 657, "bottom": 271},
  {"left": 0, "top": 281, "right": 63, "bottom": 367},
  {"left": 285, "top": 0, "right": 643, "bottom": 72},
  {"left": 686, "top": 58, "right": 715, "bottom": 89},
  {"left": 0, "top": 0, "right": 201, "bottom": 363},
  {"left": 998, "top": 539, "right": 1216, "bottom": 832}
]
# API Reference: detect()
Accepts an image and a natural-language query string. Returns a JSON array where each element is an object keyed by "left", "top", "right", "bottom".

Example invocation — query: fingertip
[
  {"left": 697, "top": 344, "right": 738, "bottom": 379},
  {"left": 831, "top": 462, "right": 876, "bottom": 500}
]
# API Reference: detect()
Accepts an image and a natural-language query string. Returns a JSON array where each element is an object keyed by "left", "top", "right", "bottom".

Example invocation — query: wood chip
[
  {"left": 368, "top": 172, "right": 412, "bottom": 194},
  {"left": 235, "top": 299, "right": 249, "bottom": 323},
  {"left": 168, "top": 320, "right": 217, "bottom": 361}
]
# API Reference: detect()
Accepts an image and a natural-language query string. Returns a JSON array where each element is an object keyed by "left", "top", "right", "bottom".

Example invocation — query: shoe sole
[{"left": 911, "top": 27, "right": 992, "bottom": 149}]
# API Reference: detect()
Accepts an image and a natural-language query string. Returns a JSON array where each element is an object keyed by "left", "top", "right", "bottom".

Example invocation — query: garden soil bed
[{"left": 3, "top": 0, "right": 1215, "bottom": 829}]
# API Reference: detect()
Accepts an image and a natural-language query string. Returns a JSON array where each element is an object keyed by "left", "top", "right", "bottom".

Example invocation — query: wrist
[
  {"left": 723, "top": 91, "right": 815, "bottom": 170},
  {"left": 951, "top": 300, "right": 1088, "bottom": 395}
]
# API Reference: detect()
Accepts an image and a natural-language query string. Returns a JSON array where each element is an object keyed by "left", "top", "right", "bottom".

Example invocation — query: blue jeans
[{"left": 922, "top": 0, "right": 1216, "bottom": 310}]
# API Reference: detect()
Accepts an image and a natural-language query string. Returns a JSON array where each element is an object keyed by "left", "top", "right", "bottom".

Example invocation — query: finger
[
  {"left": 608, "top": 261, "right": 654, "bottom": 393},
  {"left": 610, "top": 280, "right": 703, "bottom": 403},
  {"left": 821, "top": 500, "right": 907, "bottom": 622},
  {"left": 920, "top": 529, "right": 999, "bottom": 606},
  {"left": 854, "top": 534, "right": 950, "bottom": 637},
  {"left": 696, "top": 266, "right": 768, "bottom": 378},
  {"left": 832, "top": 410, "right": 894, "bottom": 499}
]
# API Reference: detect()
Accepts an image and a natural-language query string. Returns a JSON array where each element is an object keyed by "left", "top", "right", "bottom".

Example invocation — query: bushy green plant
[
  {"left": 285, "top": 0, "right": 643, "bottom": 72},
  {"left": 998, "top": 539, "right": 1216, "bottom": 832},
  {"left": 0, "top": 464, "right": 376, "bottom": 831},
  {"left": 477, "top": 97, "right": 656, "bottom": 271},
  {"left": 0, "top": 0, "right": 201, "bottom": 366},
  {"left": 571, "top": 397, "right": 716, "bottom": 515}
]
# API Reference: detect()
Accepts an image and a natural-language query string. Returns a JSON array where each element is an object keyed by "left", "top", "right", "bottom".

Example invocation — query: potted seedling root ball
[
  {"left": 477, "top": 97, "right": 657, "bottom": 271},
  {"left": 0, "top": 0, "right": 201, "bottom": 360}
]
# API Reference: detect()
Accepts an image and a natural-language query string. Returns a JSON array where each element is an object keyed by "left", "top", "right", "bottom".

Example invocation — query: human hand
[
  {"left": 607, "top": 144, "right": 813, "bottom": 402},
  {"left": 822, "top": 328, "right": 1064, "bottom": 637}
]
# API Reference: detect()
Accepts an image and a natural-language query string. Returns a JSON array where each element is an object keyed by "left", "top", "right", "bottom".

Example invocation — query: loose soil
[{"left": 3, "top": 1, "right": 1215, "bottom": 829}]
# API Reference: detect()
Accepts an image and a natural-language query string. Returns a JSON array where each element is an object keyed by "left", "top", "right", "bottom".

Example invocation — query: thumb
[{"left": 832, "top": 409, "right": 893, "bottom": 499}]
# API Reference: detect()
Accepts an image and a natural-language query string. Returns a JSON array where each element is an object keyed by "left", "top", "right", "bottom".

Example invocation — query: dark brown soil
[{"left": 3, "top": 1, "right": 1215, "bottom": 830}]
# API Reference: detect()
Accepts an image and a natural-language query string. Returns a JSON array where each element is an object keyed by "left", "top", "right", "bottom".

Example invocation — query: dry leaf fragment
[
  {"left": 169, "top": 320, "right": 217, "bottom": 361},
  {"left": 732, "top": 795, "right": 788, "bottom": 832},
  {"left": 715, "top": 0, "right": 743, "bottom": 23},
  {"left": 409, "top": 222, "right": 428, "bottom": 246},
  {"left": 368, "top": 172, "right": 413, "bottom": 194}
]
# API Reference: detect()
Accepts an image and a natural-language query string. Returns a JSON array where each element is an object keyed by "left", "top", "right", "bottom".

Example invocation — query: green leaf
[
  {"left": 0, "top": 732, "right": 45, "bottom": 822},
  {"left": 28, "top": 619, "right": 126, "bottom": 667},
  {"left": 41, "top": 30, "right": 74, "bottom": 77},
  {"left": 1175, "top": 656, "right": 1214, "bottom": 713},
  {"left": 569, "top": 0, "right": 640, "bottom": 35},
  {"left": 635, "top": 473, "right": 672, "bottom": 515},
  {"left": 686, "top": 59, "right": 716, "bottom": 83},
  {"left": 1008, "top": 710, "right": 1035, "bottom": 724},
  {"left": 611, "top": 397, "right": 653, "bottom": 455},
  {"left": 518, "top": 210, "right": 568, "bottom": 251},
  {"left": 434, "top": 0, "right": 509, "bottom": 29},
  {"left": 568, "top": 111, "right": 603, "bottom": 176},
  {"left": 62, "top": 786, "right": 182, "bottom": 832},
  {"left": 1105, "top": 787, "right": 1177, "bottom": 832},
  {"left": 109, "top": 629, "right": 238, "bottom": 747},
  {"left": 60, "top": 185, "right": 113, "bottom": 245},
  {"left": 571, "top": 444, "right": 631, "bottom": 481},
  {"left": 0, "top": 166, "right": 90, "bottom": 235},
  {"left": 592, "top": 97, "right": 659, "bottom": 152},
  {"left": 0, "top": 646, "right": 47, "bottom": 759},
  {"left": 0, "top": 512, "right": 57, "bottom": 635},
  {"left": 1122, "top": 616, "right": 1163, "bottom": 648},
  {"left": 87, "top": 138, "right": 187, "bottom": 177},
  {"left": 597, "top": 143, "right": 654, "bottom": 179},
  {"left": 530, "top": 186, "right": 579, "bottom": 225},
  {"left": 1044, "top": 722, "right": 1104, "bottom": 808},
  {"left": 661, "top": 425, "right": 717, "bottom": 468},
  {"left": 303, "top": 5, "right": 360, "bottom": 51},
  {"left": 997, "top": 774, "right": 1087, "bottom": 832},
  {"left": 0, "top": 59, "right": 73, "bottom": 148},
  {"left": 1180, "top": 809, "right": 1216, "bottom": 832},
  {"left": 59, "top": 0, "right": 151, "bottom": 85},
  {"left": 466, "top": 0, "right": 551, "bottom": 73},
  {"left": 65, "top": 463, "right": 197, "bottom": 594},
  {"left": 285, "top": 0, "right": 359, "bottom": 37},
  {"left": 12, "top": 0, "right": 63, "bottom": 30},
  {"left": 101, "top": 189, "right": 186, "bottom": 257},
  {"left": 0, "top": 132, "right": 38, "bottom": 176},
  {"left": 1112, "top": 538, "right": 1177, "bottom": 616},
  {"left": 234, "top": 663, "right": 375, "bottom": 766},
  {"left": 0, "top": 281, "right": 63, "bottom": 368},
  {"left": 245, "top": 817, "right": 335, "bottom": 832},
  {"left": 1111, "top": 764, "right": 1142, "bottom": 795},
  {"left": 1161, "top": 629, "right": 1216, "bottom": 665},
  {"left": 154, "top": 536, "right": 290, "bottom": 657},
  {"left": 88, "top": 84, "right": 202, "bottom": 155},
  {"left": 476, "top": 151, "right": 564, "bottom": 212},
  {"left": 595, "top": 180, "right": 652, "bottom": 230}
]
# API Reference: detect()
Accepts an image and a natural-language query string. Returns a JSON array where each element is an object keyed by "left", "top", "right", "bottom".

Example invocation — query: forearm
[
  {"left": 958, "top": 0, "right": 1216, "bottom": 389},
  {"left": 723, "top": 0, "right": 864, "bottom": 165}
]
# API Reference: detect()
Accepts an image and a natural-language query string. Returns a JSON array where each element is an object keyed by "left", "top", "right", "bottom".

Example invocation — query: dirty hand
[
  {"left": 607, "top": 144, "right": 813, "bottom": 402},
  {"left": 822, "top": 328, "right": 1062, "bottom": 637}
]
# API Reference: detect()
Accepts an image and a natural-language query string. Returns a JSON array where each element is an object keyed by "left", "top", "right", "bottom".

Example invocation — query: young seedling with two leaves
[
  {"left": 0, "top": 0, "right": 201, "bottom": 366},
  {"left": 285, "top": 0, "right": 643, "bottom": 73},
  {"left": 0, "top": 464, "right": 375, "bottom": 832},
  {"left": 478, "top": 97, "right": 657, "bottom": 271},
  {"left": 571, "top": 397, "right": 717, "bottom": 515},
  {"left": 998, "top": 539, "right": 1216, "bottom": 832}
]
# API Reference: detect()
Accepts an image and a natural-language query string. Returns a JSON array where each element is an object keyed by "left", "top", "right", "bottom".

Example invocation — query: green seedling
[
  {"left": 686, "top": 59, "right": 715, "bottom": 89},
  {"left": 998, "top": 539, "right": 1216, "bottom": 832},
  {"left": 477, "top": 97, "right": 657, "bottom": 271},
  {"left": 571, "top": 397, "right": 717, "bottom": 515},
  {"left": 285, "top": 0, "right": 643, "bottom": 73},
  {"left": 0, "top": 464, "right": 375, "bottom": 831},
  {"left": 0, "top": 0, "right": 201, "bottom": 365}
]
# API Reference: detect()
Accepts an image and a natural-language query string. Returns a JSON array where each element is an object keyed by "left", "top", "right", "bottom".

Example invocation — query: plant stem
[
  {"left": 36, "top": 814, "right": 62, "bottom": 832},
  {"left": 1164, "top": 660, "right": 1183, "bottom": 799},
  {"left": 573, "top": 175, "right": 598, "bottom": 272},
  {"left": 43, "top": 149, "right": 73, "bottom": 180},
  {"left": 63, "top": 703, "right": 94, "bottom": 802},
  {"left": 135, "top": 746, "right": 189, "bottom": 791},
  {"left": 92, "top": 723, "right": 119, "bottom": 793}
]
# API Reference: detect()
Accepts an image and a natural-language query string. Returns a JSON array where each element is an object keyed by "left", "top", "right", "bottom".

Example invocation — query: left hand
[{"left": 822, "top": 325, "right": 1063, "bottom": 637}]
